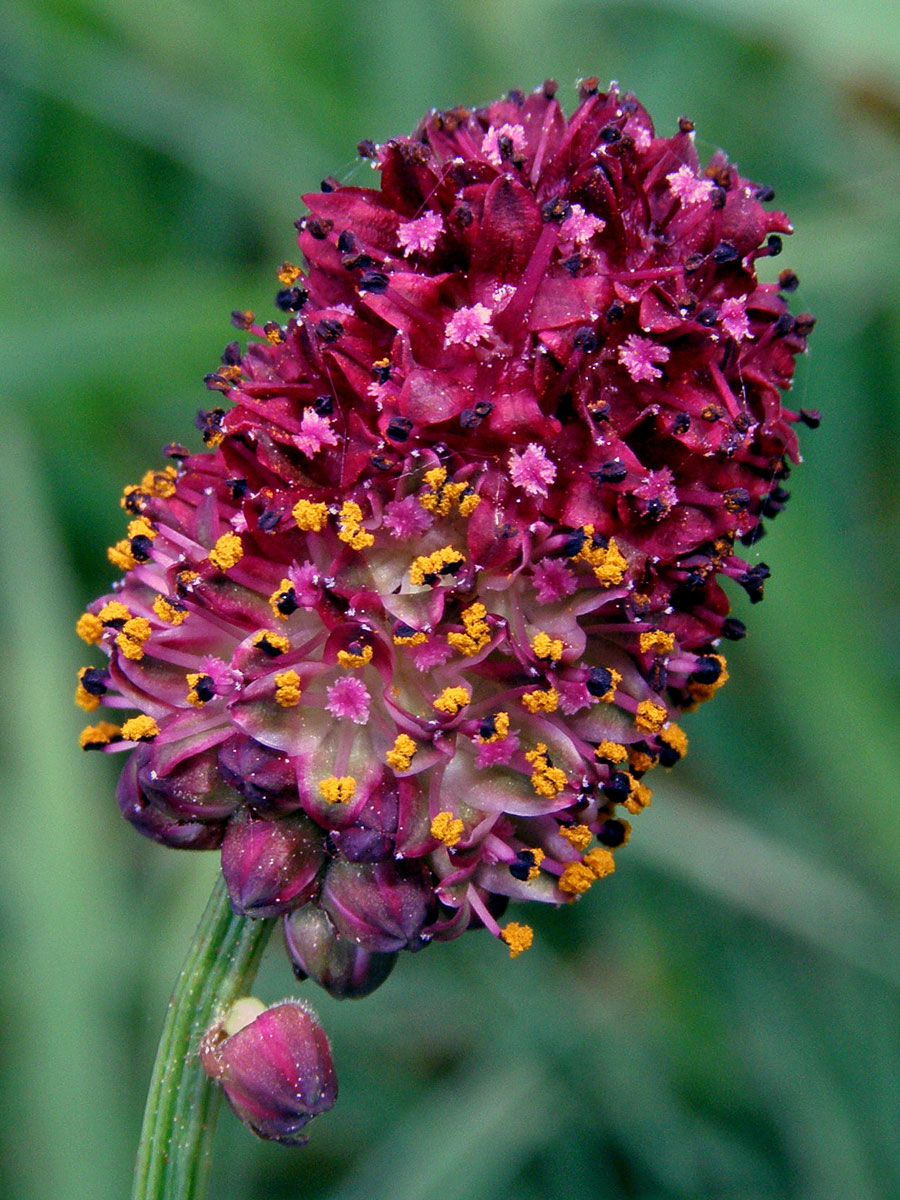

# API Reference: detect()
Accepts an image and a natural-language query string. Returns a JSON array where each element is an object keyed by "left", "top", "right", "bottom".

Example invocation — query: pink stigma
[
  {"left": 383, "top": 496, "right": 433, "bottom": 540},
  {"left": 720, "top": 296, "right": 752, "bottom": 342},
  {"left": 532, "top": 557, "right": 577, "bottom": 604},
  {"left": 325, "top": 676, "right": 371, "bottom": 724},
  {"left": 560, "top": 204, "right": 605, "bottom": 245},
  {"left": 666, "top": 165, "right": 716, "bottom": 207},
  {"left": 508, "top": 443, "right": 557, "bottom": 498},
  {"left": 481, "top": 123, "right": 527, "bottom": 167},
  {"left": 618, "top": 334, "right": 671, "bottom": 383},
  {"left": 444, "top": 303, "right": 494, "bottom": 348},
  {"left": 294, "top": 409, "right": 339, "bottom": 458},
  {"left": 397, "top": 211, "right": 444, "bottom": 256}
]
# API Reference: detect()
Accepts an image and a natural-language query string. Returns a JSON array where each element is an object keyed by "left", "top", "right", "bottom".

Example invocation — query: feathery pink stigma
[
  {"left": 444, "top": 303, "right": 493, "bottom": 347},
  {"left": 481, "top": 122, "right": 527, "bottom": 167},
  {"left": 666, "top": 164, "right": 716, "bottom": 206},
  {"left": 397, "top": 211, "right": 444, "bottom": 256},
  {"left": 294, "top": 409, "right": 339, "bottom": 458},
  {"left": 618, "top": 334, "right": 671, "bottom": 383},
  {"left": 325, "top": 677, "right": 371, "bottom": 725},
  {"left": 560, "top": 203, "right": 605, "bottom": 245},
  {"left": 508, "top": 443, "right": 556, "bottom": 497},
  {"left": 720, "top": 296, "right": 752, "bottom": 342},
  {"left": 382, "top": 496, "right": 433, "bottom": 540},
  {"left": 532, "top": 558, "right": 577, "bottom": 604}
]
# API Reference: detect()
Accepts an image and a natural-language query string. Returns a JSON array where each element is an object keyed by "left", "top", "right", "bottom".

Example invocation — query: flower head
[{"left": 79, "top": 81, "right": 814, "bottom": 983}]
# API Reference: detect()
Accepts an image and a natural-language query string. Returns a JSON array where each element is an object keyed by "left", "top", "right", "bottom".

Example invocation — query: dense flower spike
[{"left": 79, "top": 81, "right": 813, "bottom": 980}]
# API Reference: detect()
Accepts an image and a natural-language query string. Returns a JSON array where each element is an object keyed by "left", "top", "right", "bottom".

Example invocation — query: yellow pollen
[
  {"left": 274, "top": 670, "right": 302, "bottom": 707},
  {"left": 595, "top": 740, "right": 628, "bottom": 764},
  {"left": 501, "top": 923, "right": 533, "bottom": 958},
  {"left": 393, "top": 629, "right": 427, "bottom": 646},
  {"left": 639, "top": 629, "right": 675, "bottom": 654},
  {"left": 520, "top": 687, "right": 559, "bottom": 714},
  {"left": 430, "top": 811, "right": 465, "bottom": 847},
  {"left": 575, "top": 528, "right": 628, "bottom": 586},
  {"left": 209, "top": 533, "right": 244, "bottom": 571},
  {"left": 127, "top": 517, "right": 157, "bottom": 541},
  {"left": 583, "top": 847, "right": 616, "bottom": 879},
  {"left": 186, "top": 673, "right": 209, "bottom": 708},
  {"left": 337, "top": 645, "right": 373, "bottom": 669},
  {"left": 594, "top": 668, "right": 622, "bottom": 704},
  {"left": 75, "top": 670, "right": 100, "bottom": 712},
  {"left": 318, "top": 776, "right": 356, "bottom": 804},
  {"left": 635, "top": 699, "right": 667, "bottom": 733},
  {"left": 278, "top": 261, "right": 302, "bottom": 285},
  {"left": 479, "top": 711, "right": 510, "bottom": 743},
  {"left": 624, "top": 777, "right": 652, "bottom": 815},
  {"left": 531, "top": 631, "right": 564, "bottom": 661},
  {"left": 269, "top": 579, "right": 296, "bottom": 621},
  {"left": 141, "top": 467, "right": 177, "bottom": 498},
  {"left": 117, "top": 617, "right": 152, "bottom": 661},
  {"left": 659, "top": 724, "right": 689, "bottom": 760},
  {"left": 265, "top": 323, "right": 285, "bottom": 345},
  {"left": 418, "top": 466, "right": 478, "bottom": 519},
  {"left": 120, "top": 484, "right": 143, "bottom": 510},
  {"left": 121, "top": 714, "right": 160, "bottom": 742},
  {"left": 337, "top": 500, "right": 374, "bottom": 550},
  {"left": 107, "top": 540, "right": 136, "bottom": 571},
  {"left": 525, "top": 847, "right": 545, "bottom": 880},
  {"left": 252, "top": 630, "right": 291, "bottom": 655},
  {"left": 76, "top": 612, "right": 103, "bottom": 644},
  {"left": 98, "top": 601, "right": 131, "bottom": 625},
  {"left": 525, "top": 743, "right": 568, "bottom": 798},
  {"left": 447, "top": 601, "right": 491, "bottom": 656},
  {"left": 688, "top": 655, "right": 729, "bottom": 704},
  {"left": 433, "top": 686, "right": 470, "bottom": 716},
  {"left": 292, "top": 499, "right": 329, "bottom": 532},
  {"left": 79, "top": 721, "right": 120, "bottom": 750},
  {"left": 409, "top": 545, "right": 465, "bottom": 587},
  {"left": 628, "top": 749, "right": 657, "bottom": 775},
  {"left": 559, "top": 824, "right": 593, "bottom": 851},
  {"left": 386, "top": 733, "right": 417, "bottom": 772},
  {"left": 175, "top": 570, "right": 199, "bottom": 591},
  {"left": 557, "top": 862, "right": 596, "bottom": 896},
  {"left": 153, "top": 594, "right": 188, "bottom": 625},
  {"left": 458, "top": 490, "right": 481, "bottom": 517}
]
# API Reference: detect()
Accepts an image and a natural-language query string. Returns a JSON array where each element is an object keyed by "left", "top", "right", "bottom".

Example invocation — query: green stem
[{"left": 132, "top": 877, "right": 275, "bottom": 1200}]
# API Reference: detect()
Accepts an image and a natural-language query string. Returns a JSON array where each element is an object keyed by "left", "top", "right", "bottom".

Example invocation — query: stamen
[
  {"left": 386, "top": 733, "right": 417, "bottom": 771},
  {"left": 274, "top": 670, "right": 302, "bottom": 708},
  {"left": 430, "top": 811, "right": 465, "bottom": 847},
  {"left": 318, "top": 776, "right": 356, "bottom": 804},
  {"left": 121, "top": 715, "right": 160, "bottom": 742}
]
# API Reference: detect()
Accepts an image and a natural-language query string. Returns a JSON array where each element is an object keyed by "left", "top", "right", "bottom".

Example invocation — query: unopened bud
[
  {"left": 221, "top": 810, "right": 325, "bottom": 917},
  {"left": 320, "top": 859, "right": 433, "bottom": 953},
  {"left": 284, "top": 904, "right": 397, "bottom": 999},
  {"left": 200, "top": 999, "right": 337, "bottom": 1144}
]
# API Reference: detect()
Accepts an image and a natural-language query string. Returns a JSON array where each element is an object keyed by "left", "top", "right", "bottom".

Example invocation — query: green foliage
[{"left": 2, "top": 2, "right": 898, "bottom": 1197}]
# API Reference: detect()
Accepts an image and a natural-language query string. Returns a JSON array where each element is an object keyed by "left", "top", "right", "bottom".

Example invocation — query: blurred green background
[{"left": 1, "top": 1, "right": 899, "bottom": 1197}]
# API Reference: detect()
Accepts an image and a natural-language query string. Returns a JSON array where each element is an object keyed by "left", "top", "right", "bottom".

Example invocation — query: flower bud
[
  {"left": 200, "top": 998, "right": 337, "bottom": 1144},
  {"left": 320, "top": 859, "right": 433, "bottom": 953},
  {"left": 284, "top": 904, "right": 397, "bottom": 999},
  {"left": 116, "top": 748, "right": 227, "bottom": 850},
  {"left": 221, "top": 810, "right": 325, "bottom": 917}
]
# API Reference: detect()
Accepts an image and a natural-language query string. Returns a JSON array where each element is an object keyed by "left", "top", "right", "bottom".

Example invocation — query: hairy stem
[{"left": 132, "top": 877, "right": 275, "bottom": 1200}]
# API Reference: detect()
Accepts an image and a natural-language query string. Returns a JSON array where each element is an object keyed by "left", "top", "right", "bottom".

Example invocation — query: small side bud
[
  {"left": 284, "top": 904, "right": 397, "bottom": 999},
  {"left": 200, "top": 999, "right": 337, "bottom": 1145},
  {"left": 221, "top": 810, "right": 325, "bottom": 917}
]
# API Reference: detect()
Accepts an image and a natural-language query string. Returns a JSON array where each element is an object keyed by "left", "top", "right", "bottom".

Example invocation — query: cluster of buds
[{"left": 77, "top": 81, "right": 813, "bottom": 1140}]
